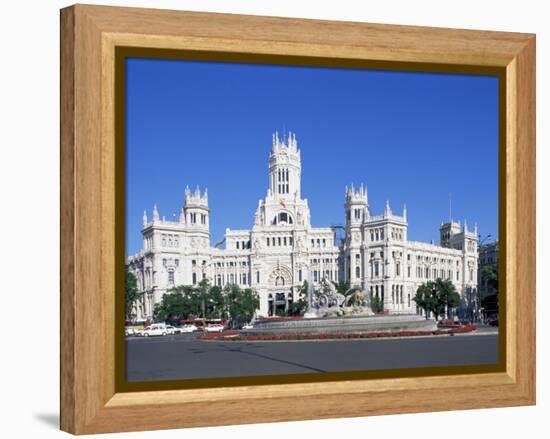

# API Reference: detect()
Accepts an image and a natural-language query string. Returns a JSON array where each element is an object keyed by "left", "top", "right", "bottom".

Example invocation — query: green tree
[
  {"left": 413, "top": 279, "right": 460, "bottom": 320},
  {"left": 152, "top": 285, "right": 200, "bottom": 322},
  {"left": 224, "top": 284, "right": 260, "bottom": 327},
  {"left": 153, "top": 291, "right": 184, "bottom": 322},
  {"left": 125, "top": 271, "right": 141, "bottom": 321},
  {"left": 203, "top": 283, "right": 226, "bottom": 319},
  {"left": 480, "top": 265, "right": 498, "bottom": 291},
  {"left": 194, "top": 279, "right": 227, "bottom": 328},
  {"left": 435, "top": 278, "right": 461, "bottom": 319},
  {"left": 195, "top": 279, "right": 226, "bottom": 319},
  {"left": 370, "top": 295, "right": 384, "bottom": 313},
  {"left": 287, "top": 281, "right": 309, "bottom": 316}
]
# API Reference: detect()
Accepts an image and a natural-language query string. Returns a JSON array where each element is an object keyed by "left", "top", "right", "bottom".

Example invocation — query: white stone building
[{"left": 127, "top": 132, "right": 479, "bottom": 320}]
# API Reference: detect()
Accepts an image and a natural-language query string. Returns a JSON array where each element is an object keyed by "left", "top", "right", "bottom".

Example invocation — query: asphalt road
[{"left": 126, "top": 329, "right": 499, "bottom": 382}]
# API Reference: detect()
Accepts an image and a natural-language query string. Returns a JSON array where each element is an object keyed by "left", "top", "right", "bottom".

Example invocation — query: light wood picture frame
[{"left": 60, "top": 4, "right": 535, "bottom": 434}]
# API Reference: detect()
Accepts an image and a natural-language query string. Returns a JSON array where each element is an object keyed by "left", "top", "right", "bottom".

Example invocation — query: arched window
[
  {"left": 273, "top": 212, "right": 293, "bottom": 225},
  {"left": 275, "top": 276, "right": 285, "bottom": 286}
]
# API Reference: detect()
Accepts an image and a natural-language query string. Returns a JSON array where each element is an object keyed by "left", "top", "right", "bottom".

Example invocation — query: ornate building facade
[{"left": 127, "top": 132, "right": 479, "bottom": 320}]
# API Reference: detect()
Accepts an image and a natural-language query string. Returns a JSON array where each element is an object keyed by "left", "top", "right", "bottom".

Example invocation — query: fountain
[{"left": 244, "top": 278, "right": 437, "bottom": 336}]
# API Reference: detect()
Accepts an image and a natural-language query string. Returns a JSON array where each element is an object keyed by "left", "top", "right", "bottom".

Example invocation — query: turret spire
[
  {"left": 385, "top": 200, "right": 392, "bottom": 216},
  {"left": 152, "top": 204, "right": 159, "bottom": 221}
]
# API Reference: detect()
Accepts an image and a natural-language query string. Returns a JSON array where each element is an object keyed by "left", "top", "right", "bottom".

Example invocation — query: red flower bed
[
  {"left": 258, "top": 316, "right": 304, "bottom": 321},
  {"left": 198, "top": 324, "right": 477, "bottom": 342},
  {"left": 197, "top": 330, "right": 239, "bottom": 340},
  {"left": 449, "top": 323, "right": 477, "bottom": 333}
]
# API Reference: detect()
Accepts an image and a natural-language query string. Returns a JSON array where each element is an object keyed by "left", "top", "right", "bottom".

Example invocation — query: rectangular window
[
  {"left": 407, "top": 266, "right": 411, "bottom": 278},
  {"left": 192, "top": 273, "right": 197, "bottom": 285},
  {"left": 256, "top": 271, "right": 260, "bottom": 283},
  {"left": 168, "top": 271, "right": 174, "bottom": 286},
  {"left": 298, "top": 269, "right": 302, "bottom": 282}
]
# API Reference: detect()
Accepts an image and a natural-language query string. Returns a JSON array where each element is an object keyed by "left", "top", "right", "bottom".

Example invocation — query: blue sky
[{"left": 126, "top": 58, "right": 498, "bottom": 255}]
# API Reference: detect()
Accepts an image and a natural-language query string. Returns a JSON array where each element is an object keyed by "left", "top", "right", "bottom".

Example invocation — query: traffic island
[{"left": 198, "top": 323, "right": 477, "bottom": 341}]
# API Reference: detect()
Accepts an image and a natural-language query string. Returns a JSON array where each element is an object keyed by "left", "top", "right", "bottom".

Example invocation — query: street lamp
[
  {"left": 478, "top": 234, "right": 492, "bottom": 246},
  {"left": 199, "top": 261, "right": 215, "bottom": 332}
]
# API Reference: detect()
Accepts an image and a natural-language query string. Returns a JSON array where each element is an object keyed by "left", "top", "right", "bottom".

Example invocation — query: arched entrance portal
[
  {"left": 274, "top": 292, "right": 286, "bottom": 316},
  {"left": 267, "top": 266, "right": 293, "bottom": 316}
]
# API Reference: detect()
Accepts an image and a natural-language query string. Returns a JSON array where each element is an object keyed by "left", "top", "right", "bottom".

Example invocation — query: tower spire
[{"left": 385, "top": 200, "right": 392, "bottom": 216}]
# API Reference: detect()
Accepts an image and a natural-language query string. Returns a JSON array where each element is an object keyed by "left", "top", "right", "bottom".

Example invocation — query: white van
[{"left": 141, "top": 323, "right": 168, "bottom": 337}]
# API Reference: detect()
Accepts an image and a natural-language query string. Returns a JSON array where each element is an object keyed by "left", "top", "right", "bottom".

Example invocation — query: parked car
[
  {"left": 242, "top": 323, "right": 254, "bottom": 330},
  {"left": 489, "top": 318, "right": 499, "bottom": 327},
  {"left": 125, "top": 327, "right": 137, "bottom": 336},
  {"left": 141, "top": 323, "right": 168, "bottom": 337},
  {"left": 179, "top": 324, "right": 198, "bottom": 333},
  {"left": 165, "top": 325, "right": 177, "bottom": 335},
  {"left": 204, "top": 324, "right": 224, "bottom": 333}
]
